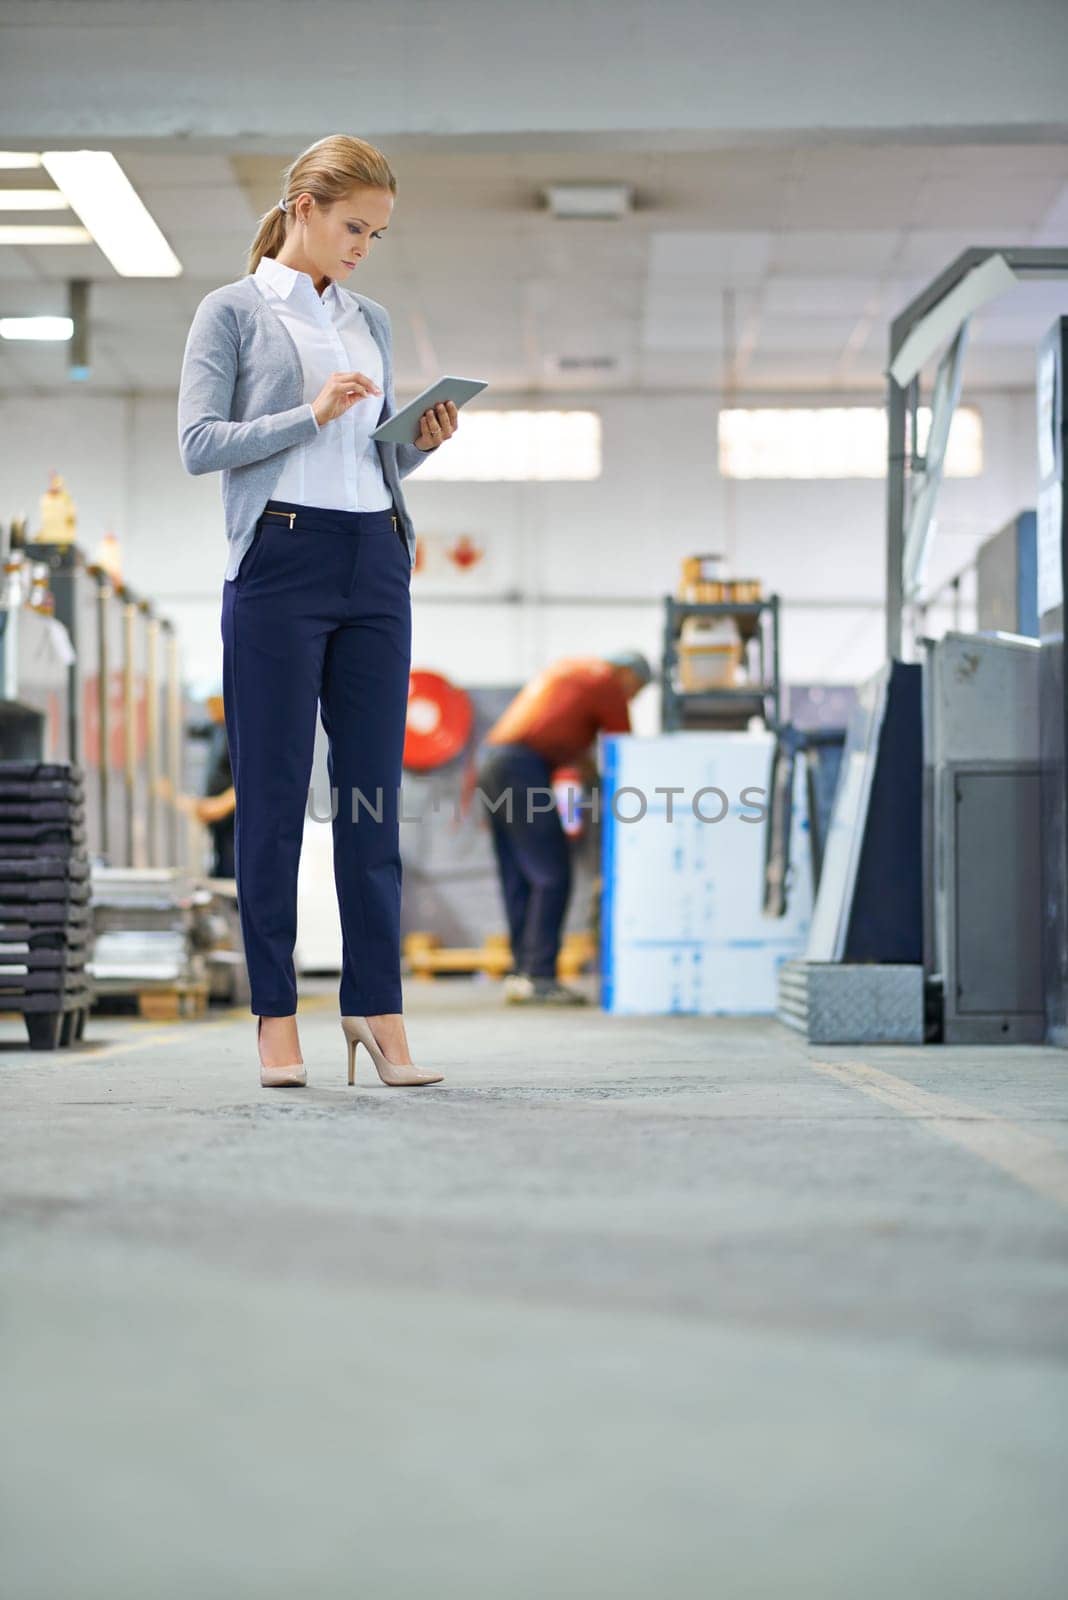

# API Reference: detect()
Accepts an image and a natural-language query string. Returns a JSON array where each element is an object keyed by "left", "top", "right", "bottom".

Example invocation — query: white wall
[{"left": 0, "top": 384, "right": 1040, "bottom": 719}]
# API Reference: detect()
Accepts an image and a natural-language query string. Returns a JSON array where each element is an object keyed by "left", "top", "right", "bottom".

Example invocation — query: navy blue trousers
[
  {"left": 221, "top": 497, "right": 412, "bottom": 1017},
  {"left": 475, "top": 741, "right": 572, "bottom": 980}
]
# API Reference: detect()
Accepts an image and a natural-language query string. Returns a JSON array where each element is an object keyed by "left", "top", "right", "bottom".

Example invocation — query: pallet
[
  {"left": 30, "top": 1002, "right": 90, "bottom": 1050},
  {"left": 0, "top": 995, "right": 91, "bottom": 1050},
  {"left": 404, "top": 932, "right": 513, "bottom": 980},
  {"left": 556, "top": 932, "right": 596, "bottom": 980},
  {"left": 404, "top": 930, "right": 596, "bottom": 982},
  {"left": 135, "top": 981, "right": 211, "bottom": 1022}
]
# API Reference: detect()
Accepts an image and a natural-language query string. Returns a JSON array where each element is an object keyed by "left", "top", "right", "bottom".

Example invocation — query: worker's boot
[{"left": 528, "top": 977, "right": 589, "bottom": 1006}]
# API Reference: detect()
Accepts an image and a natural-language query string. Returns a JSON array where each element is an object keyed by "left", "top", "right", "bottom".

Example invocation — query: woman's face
[{"left": 294, "top": 184, "right": 394, "bottom": 281}]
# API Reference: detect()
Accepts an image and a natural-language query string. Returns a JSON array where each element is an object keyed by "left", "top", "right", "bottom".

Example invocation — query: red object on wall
[
  {"left": 445, "top": 534, "right": 484, "bottom": 570},
  {"left": 404, "top": 670, "right": 474, "bottom": 771}
]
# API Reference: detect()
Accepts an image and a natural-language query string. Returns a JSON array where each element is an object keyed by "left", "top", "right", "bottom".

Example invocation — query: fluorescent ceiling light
[
  {"left": 0, "top": 316, "right": 74, "bottom": 342},
  {"left": 0, "top": 153, "right": 42, "bottom": 169},
  {"left": 0, "top": 225, "right": 91, "bottom": 244},
  {"left": 40, "top": 150, "right": 181, "bottom": 277},
  {"left": 543, "top": 183, "right": 632, "bottom": 220},
  {"left": 0, "top": 190, "right": 69, "bottom": 210}
]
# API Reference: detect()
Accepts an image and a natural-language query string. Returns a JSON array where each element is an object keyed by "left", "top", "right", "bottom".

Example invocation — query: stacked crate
[{"left": 0, "top": 761, "right": 93, "bottom": 1049}]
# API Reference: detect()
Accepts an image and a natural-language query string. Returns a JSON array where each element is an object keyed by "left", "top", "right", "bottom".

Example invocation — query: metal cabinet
[{"left": 924, "top": 631, "right": 1044, "bottom": 1043}]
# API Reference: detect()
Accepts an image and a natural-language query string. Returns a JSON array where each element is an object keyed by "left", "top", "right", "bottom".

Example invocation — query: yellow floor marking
[
  {"left": 812, "top": 1058, "right": 1068, "bottom": 1209},
  {"left": 3, "top": 993, "right": 338, "bottom": 1064}
]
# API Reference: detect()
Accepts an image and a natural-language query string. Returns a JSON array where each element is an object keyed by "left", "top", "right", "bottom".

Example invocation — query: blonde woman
[{"left": 178, "top": 136, "right": 457, "bottom": 1089}]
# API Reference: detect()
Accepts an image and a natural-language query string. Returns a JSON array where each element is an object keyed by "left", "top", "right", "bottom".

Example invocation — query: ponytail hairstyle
[{"left": 246, "top": 134, "right": 397, "bottom": 275}]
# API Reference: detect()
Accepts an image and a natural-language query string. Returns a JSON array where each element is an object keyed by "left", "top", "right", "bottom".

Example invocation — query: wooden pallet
[
  {"left": 403, "top": 931, "right": 596, "bottom": 982},
  {"left": 136, "top": 981, "right": 210, "bottom": 1022},
  {"left": 557, "top": 932, "right": 596, "bottom": 980},
  {"left": 404, "top": 932, "right": 511, "bottom": 980}
]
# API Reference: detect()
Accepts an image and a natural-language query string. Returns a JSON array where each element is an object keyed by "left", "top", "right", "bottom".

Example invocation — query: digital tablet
[{"left": 370, "top": 375, "right": 488, "bottom": 446}]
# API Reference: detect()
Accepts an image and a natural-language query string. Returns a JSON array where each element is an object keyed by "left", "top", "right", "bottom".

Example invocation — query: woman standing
[{"left": 178, "top": 135, "right": 457, "bottom": 1089}]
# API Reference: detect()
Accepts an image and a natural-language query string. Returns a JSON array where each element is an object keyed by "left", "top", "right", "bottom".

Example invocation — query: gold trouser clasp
[{"left": 265, "top": 509, "right": 396, "bottom": 533}]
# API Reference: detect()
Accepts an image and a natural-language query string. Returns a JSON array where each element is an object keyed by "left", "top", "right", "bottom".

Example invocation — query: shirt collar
[{"left": 254, "top": 254, "right": 343, "bottom": 306}]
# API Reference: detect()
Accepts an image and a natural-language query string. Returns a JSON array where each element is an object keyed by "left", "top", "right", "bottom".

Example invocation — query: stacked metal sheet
[
  {"left": 89, "top": 866, "right": 207, "bottom": 992},
  {"left": 777, "top": 959, "right": 924, "bottom": 1044},
  {"left": 0, "top": 760, "right": 93, "bottom": 1049}
]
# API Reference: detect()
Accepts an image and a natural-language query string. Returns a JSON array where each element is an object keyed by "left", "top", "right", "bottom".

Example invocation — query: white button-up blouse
[{"left": 251, "top": 253, "right": 393, "bottom": 512}]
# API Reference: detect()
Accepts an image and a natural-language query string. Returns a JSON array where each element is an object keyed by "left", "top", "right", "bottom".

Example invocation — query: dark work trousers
[
  {"left": 476, "top": 741, "right": 572, "bottom": 980},
  {"left": 221, "top": 497, "right": 412, "bottom": 1017},
  {"left": 209, "top": 818, "right": 235, "bottom": 879},
  {"left": 204, "top": 727, "right": 235, "bottom": 878}
]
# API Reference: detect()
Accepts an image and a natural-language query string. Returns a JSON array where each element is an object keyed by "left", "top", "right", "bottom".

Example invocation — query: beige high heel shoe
[
  {"left": 257, "top": 1015, "right": 307, "bottom": 1088},
  {"left": 340, "top": 1015, "right": 444, "bottom": 1087}
]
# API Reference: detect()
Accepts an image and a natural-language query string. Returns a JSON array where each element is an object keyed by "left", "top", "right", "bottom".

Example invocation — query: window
[
  {"left": 718, "top": 406, "right": 983, "bottom": 479},
  {"left": 408, "top": 409, "right": 601, "bottom": 481}
]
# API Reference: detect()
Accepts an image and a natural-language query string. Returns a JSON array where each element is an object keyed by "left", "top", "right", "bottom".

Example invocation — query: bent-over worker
[{"left": 475, "top": 649, "right": 653, "bottom": 1005}]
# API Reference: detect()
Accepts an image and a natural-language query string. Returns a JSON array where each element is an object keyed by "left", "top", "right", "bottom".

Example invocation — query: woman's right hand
[{"left": 311, "top": 371, "right": 382, "bottom": 426}]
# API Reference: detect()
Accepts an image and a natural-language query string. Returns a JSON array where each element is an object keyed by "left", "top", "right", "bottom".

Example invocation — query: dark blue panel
[{"left": 845, "top": 660, "right": 923, "bottom": 964}]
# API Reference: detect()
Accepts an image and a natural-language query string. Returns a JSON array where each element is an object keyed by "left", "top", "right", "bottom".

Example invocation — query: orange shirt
[{"left": 484, "top": 657, "right": 631, "bottom": 767}]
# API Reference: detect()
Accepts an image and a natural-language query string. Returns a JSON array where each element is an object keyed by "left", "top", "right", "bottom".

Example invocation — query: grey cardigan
[{"left": 177, "top": 273, "right": 432, "bottom": 580}]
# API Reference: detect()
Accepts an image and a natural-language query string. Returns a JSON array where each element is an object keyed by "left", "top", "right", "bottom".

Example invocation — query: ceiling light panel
[
  {"left": 0, "top": 190, "right": 68, "bottom": 210},
  {"left": 0, "top": 316, "right": 74, "bottom": 341},
  {"left": 40, "top": 151, "right": 181, "bottom": 277},
  {"left": 543, "top": 183, "right": 632, "bottom": 220},
  {"left": 0, "top": 225, "right": 91, "bottom": 244}
]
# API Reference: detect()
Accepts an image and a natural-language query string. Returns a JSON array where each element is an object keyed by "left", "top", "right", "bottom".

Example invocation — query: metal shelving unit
[{"left": 661, "top": 594, "right": 781, "bottom": 732}]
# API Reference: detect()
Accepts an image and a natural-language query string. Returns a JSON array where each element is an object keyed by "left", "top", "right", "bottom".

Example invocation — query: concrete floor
[{"left": 1, "top": 976, "right": 1066, "bottom": 1599}]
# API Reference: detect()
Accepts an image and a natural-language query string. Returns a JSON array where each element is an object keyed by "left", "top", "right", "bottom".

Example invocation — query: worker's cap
[{"left": 604, "top": 649, "right": 655, "bottom": 686}]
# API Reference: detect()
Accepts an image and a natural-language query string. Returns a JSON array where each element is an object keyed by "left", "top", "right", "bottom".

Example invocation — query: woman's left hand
[{"left": 414, "top": 399, "right": 459, "bottom": 451}]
